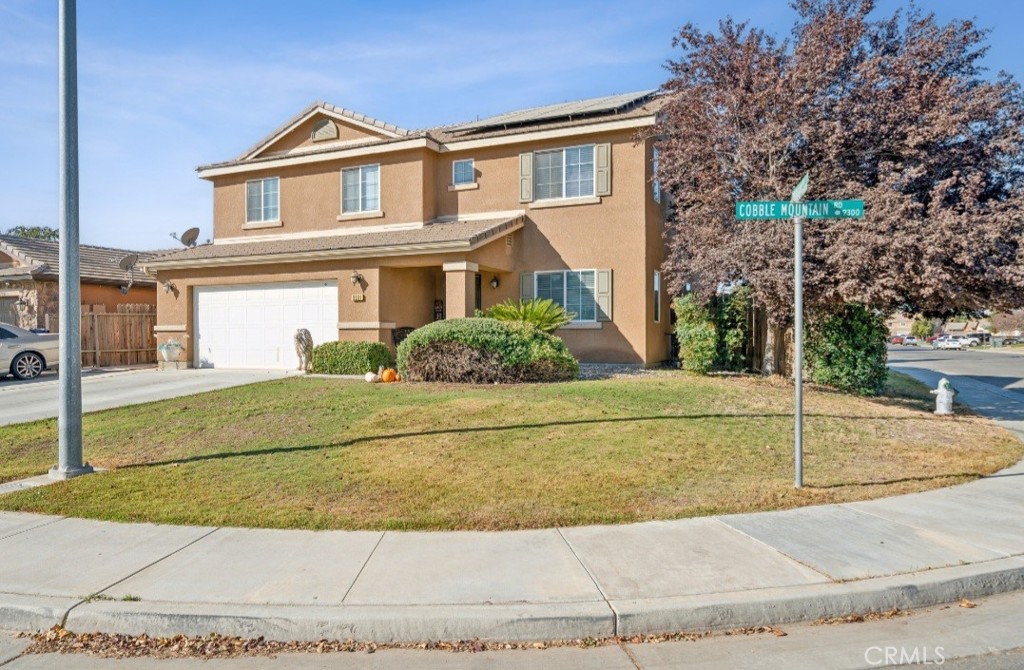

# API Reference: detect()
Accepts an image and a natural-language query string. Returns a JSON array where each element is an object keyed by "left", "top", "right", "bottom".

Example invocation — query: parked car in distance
[
  {"left": 934, "top": 335, "right": 966, "bottom": 350},
  {"left": 890, "top": 335, "right": 905, "bottom": 345},
  {"left": 0, "top": 323, "right": 59, "bottom": 380},
  {"left": 1002, "top": 337, "right": 1021, "bottom": 346},
  {"left": 926, "top": 334, "right": 942, "bottom": 343},
  {"left": 903, "top": 336, "right": 918, "bottom": 345},
  {"left": 964, "top": 332, "right": 990, "bottom": 346}
]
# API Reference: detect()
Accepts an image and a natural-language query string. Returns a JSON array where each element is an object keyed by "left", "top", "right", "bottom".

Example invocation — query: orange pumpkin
[{"left": 381, "top": 368, "right": 398, "bottom": 383}]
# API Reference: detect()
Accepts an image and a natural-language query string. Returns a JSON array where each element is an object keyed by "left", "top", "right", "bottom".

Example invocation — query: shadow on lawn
[
  {"left": 806, "top": 472, "right": 997, "bottom": 489},
  {"left": 122, "top": 412, "right": 958, "bottom": 470}
]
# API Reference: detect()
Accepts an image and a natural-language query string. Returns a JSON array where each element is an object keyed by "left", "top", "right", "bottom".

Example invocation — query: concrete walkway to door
[{"left": 0, "top": 368, "right": 291, "bottom": 426}]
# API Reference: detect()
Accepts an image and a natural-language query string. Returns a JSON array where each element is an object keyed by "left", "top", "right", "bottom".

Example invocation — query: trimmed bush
[
  {"left": 310, "top": 341, "right": 391, "bottom": 375},
  {"left": 673, "top": 294, "right": 717, "bottom": 374},
  {"left": 806, "top": 303, "right": 889, "bottom": 395},
  {"left": 396, "top": 318, "right": 579, "bottom": 383},
  {"left": 478, "top": 298, "right": 573, "bottom": 334},
  {"left": 711, "top": 285, "right": 751, "bottom": 372}
]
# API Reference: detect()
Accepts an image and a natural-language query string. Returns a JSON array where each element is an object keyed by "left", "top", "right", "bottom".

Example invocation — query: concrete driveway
[{"left": 0, "top": 368, "right": 292, "bottom": 426}]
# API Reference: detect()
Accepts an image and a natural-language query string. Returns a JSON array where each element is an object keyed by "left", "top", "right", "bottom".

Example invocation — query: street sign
[
  {"left": 735, "top": 185, "right": 866, "bottom": 489},
  {"left": 735, "top": 200, "right": 864, "bottom": 220}
]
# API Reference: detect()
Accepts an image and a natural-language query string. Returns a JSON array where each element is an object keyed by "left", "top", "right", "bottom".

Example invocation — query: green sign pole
[
  {"left": 791, "top": 176, "right": 807, "bottom": 489},
  {"left": 735, "top": 179, "right": 864, "bottom": 489}
]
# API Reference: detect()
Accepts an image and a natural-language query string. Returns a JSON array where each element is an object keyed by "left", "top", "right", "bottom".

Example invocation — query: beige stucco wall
[
  {"left": 155, "top": 260, "right": 382, "bottom": 363},
  {"left": 210, "top": 148, "right": 432, "bottom": 240},
  {"left": 429, "top": 129, "right": 656, "bottom": 363},
  {"left": 169, "top": 118, "right": 669, "bottom": 366},
  {"left": 378, "top": 267, "right": 435, "bottom": 329},
  {"left": 643, "top": 137, "right": 672, "bottom": 364}
]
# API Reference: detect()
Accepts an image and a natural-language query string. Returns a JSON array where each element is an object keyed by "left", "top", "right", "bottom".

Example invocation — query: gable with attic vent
[{"left": 250, "top": 108, "right": 406, "bottom": 159}]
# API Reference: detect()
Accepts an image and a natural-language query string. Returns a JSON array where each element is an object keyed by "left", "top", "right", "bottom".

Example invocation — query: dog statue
[{"left": 294, "top": 328, "right": 314, "bottom": 372}]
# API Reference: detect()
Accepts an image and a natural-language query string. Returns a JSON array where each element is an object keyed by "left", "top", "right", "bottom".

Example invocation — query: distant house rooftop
[{"left": 0, "top": 235, "right": 169, "bottom": 286}]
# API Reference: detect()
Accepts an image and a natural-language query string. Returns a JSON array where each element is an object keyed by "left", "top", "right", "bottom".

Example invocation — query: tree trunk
[
  {"left": 761, "top": 322, "right": 790, "bottom": 376},
  {"left": 761, "top": 325, "right": 777, "bottom": 375}
]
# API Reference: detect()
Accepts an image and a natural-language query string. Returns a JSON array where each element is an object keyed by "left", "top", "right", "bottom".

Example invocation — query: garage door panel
[{"left": 195, "top": 281, "right": 338, "bottom": 370}]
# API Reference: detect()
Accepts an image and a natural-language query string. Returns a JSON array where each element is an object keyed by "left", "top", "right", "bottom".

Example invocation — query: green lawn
[{"left": 0, "top": 372, "right": 1019, "bottom": 530}]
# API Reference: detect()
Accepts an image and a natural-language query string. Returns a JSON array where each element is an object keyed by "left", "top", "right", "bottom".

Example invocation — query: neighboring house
[
  {"left": 886, "top": 313, "right": 915, "bottom": 336},
  {"left": 144, "top": 91, "right": 670, "bottom": 369},
  {"left": 0, "top": 235, "right": 160, "bottom": 329}
]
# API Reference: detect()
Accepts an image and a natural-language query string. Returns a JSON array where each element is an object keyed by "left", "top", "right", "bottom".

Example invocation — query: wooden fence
[{"left": 45, "top": 307, "right": 157, "bottom": 367}]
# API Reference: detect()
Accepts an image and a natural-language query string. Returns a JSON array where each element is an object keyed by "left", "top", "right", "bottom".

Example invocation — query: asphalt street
[{"left": 888, "top": 346, "right": 1024, "bottom": 396}]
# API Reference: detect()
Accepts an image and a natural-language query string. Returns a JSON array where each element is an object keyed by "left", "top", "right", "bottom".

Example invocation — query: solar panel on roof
[{"left": 451, "top": 90, "right": 656, "bottom": 132}]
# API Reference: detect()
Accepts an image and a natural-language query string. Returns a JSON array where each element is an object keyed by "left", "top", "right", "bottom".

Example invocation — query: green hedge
[
  {"left": 310, "top": 341, "right": 392, "bottom": 375},
  {"left": 396, "top": 318, "right": 579, "bottom": 383},
  {"left": 806, "top": 303, "right": 889, "bottom": 395},
  {"left": 673, "top": 294, "right": 717, "bottom": 374}
]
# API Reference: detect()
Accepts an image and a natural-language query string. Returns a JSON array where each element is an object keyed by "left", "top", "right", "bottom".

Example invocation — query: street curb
[
  {"left": 0, "top": 594, "right": 79, "bottom": 633},
  {"left": 63, "top": 600, "right": 615, "bottom": 643},
  {"left": 1, "top": 557, "right": 1018, "bottom": 642},
  {"left": 612, "top": 556, "right": 1024, "bottom": 637}
]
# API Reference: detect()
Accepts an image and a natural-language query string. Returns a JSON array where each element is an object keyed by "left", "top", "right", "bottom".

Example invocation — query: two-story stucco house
[{"left": 144, "top": 90, "right": 671, "bottom": 369}]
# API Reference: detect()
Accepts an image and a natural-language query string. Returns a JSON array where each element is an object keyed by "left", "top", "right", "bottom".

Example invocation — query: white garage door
[{"left": 194, "top": 281, "right": 338, "bottom": 369}]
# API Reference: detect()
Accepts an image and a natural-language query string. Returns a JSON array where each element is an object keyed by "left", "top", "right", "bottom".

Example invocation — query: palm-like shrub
[{"left": 480, "top": 298, "right": 574, "bottom": 334}]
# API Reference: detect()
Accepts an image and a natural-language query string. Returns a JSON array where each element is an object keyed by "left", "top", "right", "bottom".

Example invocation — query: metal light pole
[
  {"left": 790, "top": 173, "right": 809, "bottom": 490},
  {"left": 50, "top": 0, "right": 92, "bottom": 481}
]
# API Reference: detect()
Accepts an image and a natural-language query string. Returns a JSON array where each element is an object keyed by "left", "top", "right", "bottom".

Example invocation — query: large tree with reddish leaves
[{"left": 652, "top": 0, "right": 1024, "bottom": 370}]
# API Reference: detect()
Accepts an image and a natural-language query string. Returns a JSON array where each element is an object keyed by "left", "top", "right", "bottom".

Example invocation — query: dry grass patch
[{"left": 0, "top": 372, "right": 1018, "bottom": 530}]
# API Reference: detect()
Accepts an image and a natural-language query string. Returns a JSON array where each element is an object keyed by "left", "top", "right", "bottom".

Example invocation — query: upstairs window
[
  {"left": 452, "top": 159, "right": 475, "bottom": 185},
  {"left": 246, "top": 177, "right": 279, "bottom": 223},
  {"left": 342, "top": 164, "right": 380, "bottom": 213},
  {"left": 534, "top": 145, "right": 594, "bottom": 200}
]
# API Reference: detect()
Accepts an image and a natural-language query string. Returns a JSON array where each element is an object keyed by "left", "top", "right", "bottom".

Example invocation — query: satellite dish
[
  {"left": 118, "top": 254, "right": 138, "bottom": 271},
  {"left": 118, "top": 254, "right": 138, "bottom": 295},
  {"left": 172, "top": 227, "right": 200, "bottom": 248}
]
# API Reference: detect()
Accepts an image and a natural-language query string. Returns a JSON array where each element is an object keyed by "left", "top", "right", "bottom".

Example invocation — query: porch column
[{"left": 443, "top": 261, "right": 477, "bottom": 319}]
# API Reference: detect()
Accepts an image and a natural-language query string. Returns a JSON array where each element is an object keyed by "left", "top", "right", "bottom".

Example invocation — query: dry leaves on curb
[
  {"left": 959, "top": 599, "right": 977, "bottom": 609},
  {"left": 813, "top": 607, "right": 910, "bottom": 626},
  {"left": 20, "top": 625, "right": 788, "bottom": 659}
]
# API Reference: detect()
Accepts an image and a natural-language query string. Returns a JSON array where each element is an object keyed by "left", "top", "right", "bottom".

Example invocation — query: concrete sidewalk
[{"left": 0, "top": 371, "right": 1022, "bottom": 643}]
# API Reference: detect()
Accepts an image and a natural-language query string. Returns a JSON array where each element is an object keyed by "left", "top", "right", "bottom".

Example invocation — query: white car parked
[
  {"left": 934, "top": 336, "right": 966, "bottom": 350},
  {"left": 0, "top": 323, "right": 59, "bottom": 380}
]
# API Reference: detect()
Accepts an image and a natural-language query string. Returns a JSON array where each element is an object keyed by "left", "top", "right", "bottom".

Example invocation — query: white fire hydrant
[{"left": 930, "top": 377, "right": 956, "bottom": 415}]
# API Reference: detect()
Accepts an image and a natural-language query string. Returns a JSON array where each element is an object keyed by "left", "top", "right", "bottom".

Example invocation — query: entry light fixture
[
  {"left": 162, "top": 281, "right": 177, "bottom": 294},
  {"left": 490, "top": 276, "right": 499, "bottom": 289},
  {"left": 350, "top": 270, "right": 364, "bottom": 286}
]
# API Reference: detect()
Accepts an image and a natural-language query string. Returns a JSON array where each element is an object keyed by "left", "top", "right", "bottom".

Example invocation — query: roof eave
[
  {"left": 141, "top": 219, "right": 524, "bottom": 272},
  {"left": 196, "top": 136, "right": 440, "bottom": 178}
]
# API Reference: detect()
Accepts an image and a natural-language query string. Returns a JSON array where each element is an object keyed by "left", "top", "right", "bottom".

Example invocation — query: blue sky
[{"left": 1, "top": 1, "right": 1021, "bottom": 250}]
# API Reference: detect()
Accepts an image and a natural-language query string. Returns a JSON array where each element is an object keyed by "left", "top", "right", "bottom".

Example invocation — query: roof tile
[
  {"left": 0, "top": 236, "right": 167, "bottom": 286},
  {"left": 143, "top": 216, "right": 523, "bottom": 268}
]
